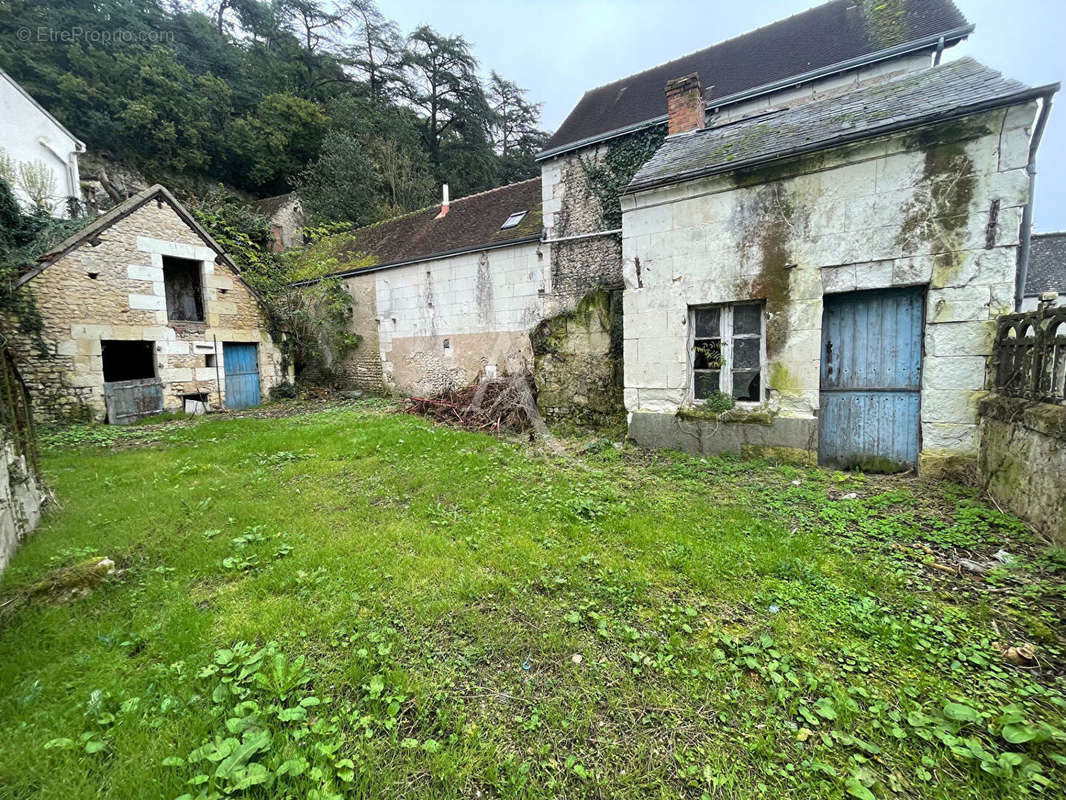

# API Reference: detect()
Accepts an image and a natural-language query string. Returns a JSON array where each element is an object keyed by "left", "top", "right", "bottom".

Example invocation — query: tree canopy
[{"left": 0, "top": 0, "right": 549, "bottom": 226}]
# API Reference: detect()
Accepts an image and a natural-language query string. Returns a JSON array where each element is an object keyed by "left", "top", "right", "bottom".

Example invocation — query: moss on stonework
[
  {"left": 858, "top": 0, "right": 908, "bottom": 50},
  {"left": 740, "top": 445, "right": 816, "bottom": 466},
  {"left": 531, "top": 288, "right": 624, "bottom": 426},
  {"left": 677, "top": 405, "right": 776, "bottom": 426},
  {"left": 894, "top": 122, "right": 985, "bottom": 278},
  {"left": 768, "top": 363, "right": 801, "bottom": 395},
  {"left": 919, "top": 450, "right": 979, "bottom": 485},
  {"left": 730, "top": 182, "right": 803, "bottom": 358}
]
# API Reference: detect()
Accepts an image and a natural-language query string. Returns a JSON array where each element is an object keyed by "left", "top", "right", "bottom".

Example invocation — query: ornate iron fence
[
  {"left": 992, "top": 306, "right": 1066, "bottom": 404},
  {"left": 0, "top": 347, "right": 40, "bottom": 478}
]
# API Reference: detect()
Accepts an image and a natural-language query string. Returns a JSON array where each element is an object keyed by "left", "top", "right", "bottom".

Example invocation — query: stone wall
[
  {"left": 541, "top": 149, "right": 625, "bottom": 299},
  {"left": 339, "top": 272, "right": 384, "bottom": 393},
  {"left": 979, "top": 394, "right": 1066, "bottom": 545},
  {"left": 13, "top": 199, "right": 287, "bottom": 421},
  {"left": 0, "top": 436, "right": 43, "bottom": 573},
  {"left": 342, "top": 242, "right": 553, "bottom": 397},
  {"left": 621, "top": 103, "right": 1037, "bottom": 473},
  {"left": 532, "top": 288, "right": 624, "bottom": 425}
]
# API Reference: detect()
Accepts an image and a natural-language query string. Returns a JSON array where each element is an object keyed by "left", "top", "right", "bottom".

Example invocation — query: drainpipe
[
  {"left": 933, "top": 36, "right": 945, "bottom": 66},
  {"left": 1015, "top": 94, "right": 1054, "bottom": 311},
  {"left": 541, "top": 228, "right": 622, "bottom": 244}
]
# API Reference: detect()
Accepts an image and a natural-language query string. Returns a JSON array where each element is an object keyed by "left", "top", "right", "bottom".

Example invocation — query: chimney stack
[
  {"left": 665, "top": 73, "right": 705, "bottom": 135},
  {"left": 435, "top": 183, "right": 450, "bottom": 219}
]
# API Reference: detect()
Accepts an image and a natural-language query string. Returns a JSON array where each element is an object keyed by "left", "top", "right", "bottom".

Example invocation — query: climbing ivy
[
  {"left": 190, "top": 190, "right": 360, "bottom": 385},
  {"left": 0, "top": 178, "right": 86, "bottom": 355},
  {"left": 578, "top": 125, "right": 666, "bottom": 230}
]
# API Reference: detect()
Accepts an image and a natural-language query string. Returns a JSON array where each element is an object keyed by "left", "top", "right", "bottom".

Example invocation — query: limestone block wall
[
  {"left": 979, "top": 395, "right": 1066, "bottom": 545},
  {"left": 14, "top": 200, "right": 286, "bottom": 421},
  {"left": 354, "top": 241, "right": 553, "bottom": 397},
  {"left": 621, "top": 104, "right": 1038, "bottom": 472},
  {"left": 0, "top": 437, "right": 43, "bottom": 573}
]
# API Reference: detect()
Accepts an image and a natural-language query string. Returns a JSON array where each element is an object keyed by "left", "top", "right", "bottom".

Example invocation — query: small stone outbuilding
[
  {"left": 12, "top": 185, "right": 287, "bottom": 422},
  {"left": 255, "top": 193, "right": 306, "bottom": 253},
  {"left": 621, "top": 58, "right": 1058, "bottom": 476}
]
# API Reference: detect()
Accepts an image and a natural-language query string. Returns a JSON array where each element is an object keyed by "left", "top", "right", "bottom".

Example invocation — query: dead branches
[{"left": 405, "top": 372, "right": 560, "bottom": 451}]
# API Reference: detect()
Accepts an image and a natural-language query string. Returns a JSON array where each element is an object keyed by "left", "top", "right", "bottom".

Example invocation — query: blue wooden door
[
  {"left": 818, "top": 287, "right": 923, "bottom": 472},
  {"left": 223, "top": 342, "right": 261, "bottom": 409}
]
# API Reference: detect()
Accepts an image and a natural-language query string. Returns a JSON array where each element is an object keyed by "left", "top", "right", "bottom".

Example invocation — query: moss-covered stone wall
[
  {"left": 531, "top": 288, "right": 624, "bottom": 425},
  {"left": 978, "top": 394, "right": 1066, "bottom": 545}
]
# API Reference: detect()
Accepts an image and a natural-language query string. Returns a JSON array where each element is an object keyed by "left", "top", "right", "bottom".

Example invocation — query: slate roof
[
  {"left": 541, "top": 0, "right": 971, "bottom": 157},
  {"left": 1027, "top": 233, "right": 1066, "bottom": 296},
  {"left": 627, "top": 59, "right": 1058, "bottom": 193},
  {"left": 316, "top": 178, "right": 542, "bottom": 280}
]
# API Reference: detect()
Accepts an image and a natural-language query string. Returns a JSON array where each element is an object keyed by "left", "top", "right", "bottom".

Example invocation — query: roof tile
[
  {"left": 543, "top": 0, "right": 969, "bottom": 154},
  {"left": 627, "top": 59, "right": 1048, "bottom": 192}
]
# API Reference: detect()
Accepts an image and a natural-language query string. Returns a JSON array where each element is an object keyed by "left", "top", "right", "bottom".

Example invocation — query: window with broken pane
[{"left": 690, "top": 303, "right": 764, "bottom": 403}]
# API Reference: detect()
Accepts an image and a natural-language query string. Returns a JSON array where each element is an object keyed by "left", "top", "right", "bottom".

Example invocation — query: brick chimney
[{"left": 665, "top": 73, "right": 705, "bottom": 135}]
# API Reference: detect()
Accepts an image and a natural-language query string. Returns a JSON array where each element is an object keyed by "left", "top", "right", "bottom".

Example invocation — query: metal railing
[{"left": 991, "top": 306, "right": 1066, "bottom": 404}]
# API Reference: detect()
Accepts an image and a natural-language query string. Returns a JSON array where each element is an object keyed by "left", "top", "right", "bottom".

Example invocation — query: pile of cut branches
[{"left": 406, "top": 372, "right": 550, "bottom": 439}]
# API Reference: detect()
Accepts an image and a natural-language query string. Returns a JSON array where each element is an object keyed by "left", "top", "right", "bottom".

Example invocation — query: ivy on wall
[
  {"left": 190, "top": 191, "right": 360, "bottom": 386},
  {"left": 578, "top": 125, "right": 666, "bottom": 230}
]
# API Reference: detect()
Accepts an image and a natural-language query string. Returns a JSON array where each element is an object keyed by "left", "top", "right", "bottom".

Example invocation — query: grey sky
[{"left": 383, "top": 0, "right": 1066, "bottom": 232}]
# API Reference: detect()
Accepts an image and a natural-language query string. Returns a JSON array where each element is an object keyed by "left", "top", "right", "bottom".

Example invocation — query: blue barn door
[
  {"left": 223, "top": 342, "right": 261, "bottom": 409},
  {"left": 818, "top": 287, "right": 924, "bottom": 472}
]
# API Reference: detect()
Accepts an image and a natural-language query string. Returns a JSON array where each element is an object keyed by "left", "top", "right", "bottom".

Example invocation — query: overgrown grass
[{"left": 1, "top": 404, "right": 1064, "bottom": 799}]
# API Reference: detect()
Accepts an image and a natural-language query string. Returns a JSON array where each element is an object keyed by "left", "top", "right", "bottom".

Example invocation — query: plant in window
[{"left": 691, "top": 304, "right": 764, "bottom": 403}]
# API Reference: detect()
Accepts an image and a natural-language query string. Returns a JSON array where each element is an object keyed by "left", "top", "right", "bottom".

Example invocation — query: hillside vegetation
[{"left": 0, "top": 0, "right": 548, "bottom": 225}]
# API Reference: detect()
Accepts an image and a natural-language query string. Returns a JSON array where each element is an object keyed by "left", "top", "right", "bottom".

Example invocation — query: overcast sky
[{"left": 383, "top": 0, "right": 1066, "bottom": 232}]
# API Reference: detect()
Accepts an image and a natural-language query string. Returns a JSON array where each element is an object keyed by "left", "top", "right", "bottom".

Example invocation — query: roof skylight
[{"left": 500, "top": 211, "right": 527, "bottom": 229}]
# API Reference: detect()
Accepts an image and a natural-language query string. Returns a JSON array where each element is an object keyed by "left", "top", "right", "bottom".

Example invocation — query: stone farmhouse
[
  {"left": 309, "top": 0, "right": 1059, "bottom": 476},
  {"left": 0, "top": 68, "right": 84, "bottom": 217},
  {"left": 12, "top": 185, "right": 287, "bottom": 422}
]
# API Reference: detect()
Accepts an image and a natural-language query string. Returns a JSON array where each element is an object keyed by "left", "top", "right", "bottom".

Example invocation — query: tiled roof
[
  {"left": 627, "top": 59, "right": 1056, "bottom": 193},
  {"left": 322, "top": 178, "right": 542, "bottom": 278},
  {"left": 542, "top": 0, "right": 970, "bottom": 156},
  {"left": 1027, "top": 233, "right": 1066, "bottom": 296},
  {"left": 19, "top": 185, "right": 242, "bottom": 287}
]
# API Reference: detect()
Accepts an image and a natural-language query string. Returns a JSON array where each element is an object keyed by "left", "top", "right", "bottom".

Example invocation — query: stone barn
[
  {"left": 306, "top": 179, "right": 625, "bottom": 426},
  {"left": 13, "top": 184, "right": 287, "bottom": 422},
  {"left": 620, "top": 59, "right": 1058, "bottom": 476}
]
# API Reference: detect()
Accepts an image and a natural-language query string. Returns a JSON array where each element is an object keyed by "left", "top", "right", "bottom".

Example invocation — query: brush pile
[{"left": 405, "top": 372, "right": 543, "bottom": 435}]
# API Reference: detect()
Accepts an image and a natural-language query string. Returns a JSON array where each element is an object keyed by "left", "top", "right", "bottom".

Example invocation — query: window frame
[
  {"left": 161, "top": 255, "right": 206, "bottom": 323},
  {"left": 688, "top": 302, "right": 766, "bottom": 406}
]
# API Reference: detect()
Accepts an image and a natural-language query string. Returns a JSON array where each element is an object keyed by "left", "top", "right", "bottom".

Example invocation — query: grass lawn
[{"left": 1, "top": 401, "right": 1064, "bottom": 799}]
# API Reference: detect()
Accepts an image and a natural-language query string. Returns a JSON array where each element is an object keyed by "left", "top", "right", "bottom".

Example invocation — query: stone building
[
  {"left": 13, "top": 185, "right": 287, "bottom": 422},
  {"left": 299, "top": 0, "right": 1058, "bottom": 472},
  {"left": 620, "top": 58, "right": 1057, "bottom": 476},
  {"left": 305, "top": 180, "right": 623, "bottom": 423},
  {"left": 255, "top": 193, "right": 306, "bottom": 253}
]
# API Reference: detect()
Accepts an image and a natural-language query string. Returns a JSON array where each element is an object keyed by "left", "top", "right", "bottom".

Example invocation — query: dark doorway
[
  {"left": 162, "top": 256, "right": 204, "bottom": 322},
  {"left": 101, "top": 340, "right": 156, "bottom": 382}
]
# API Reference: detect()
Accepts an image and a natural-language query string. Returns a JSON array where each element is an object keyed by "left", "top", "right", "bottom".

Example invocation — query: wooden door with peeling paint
[
  {"left": 818, "top": 286, "right": 924, "bottom": 472},
  {"left": 223, "top": 342, "right": 261, "bottom": 409}
]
